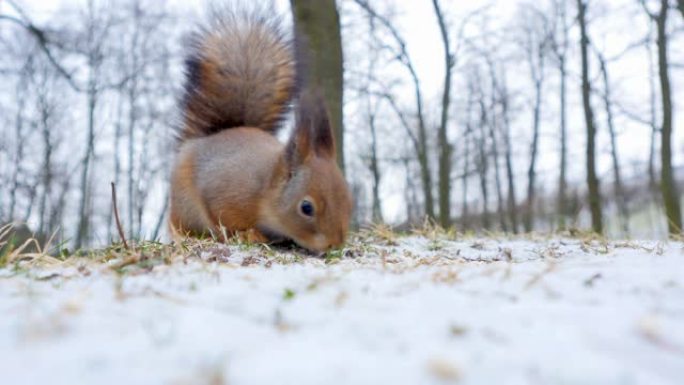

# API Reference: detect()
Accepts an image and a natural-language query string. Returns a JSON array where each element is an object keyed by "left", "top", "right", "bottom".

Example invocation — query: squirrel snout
[{"left": 326, "top": 231, "right": 347, "bottom": 251}]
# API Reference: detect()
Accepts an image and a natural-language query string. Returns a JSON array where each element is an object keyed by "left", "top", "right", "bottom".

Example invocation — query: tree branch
[{"left": 0, "top": 2, "right": 82, "bottom": 92}]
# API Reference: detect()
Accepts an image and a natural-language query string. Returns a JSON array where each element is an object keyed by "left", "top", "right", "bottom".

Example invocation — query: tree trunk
[
  {"left": 368, "top": 102, "right": 383, "bottom": 223},
  {"left": 598, "top": 53, "right": 629, "bottom": 235},
  {"left": 432, "top": 0, "right": 453, "bottom": 229},
  {"left": 501, "top": 82, "right": 518, "bottom": 234},
  {"left": 403, "top": 158, "right": 420, "bottom": 225},
  {"left": 490, "top": 121, "right": 507, "bottom": 232},
  {"left": 487, "top": 83, "right": 507, "bottom": 232},
  {"left": 558, "top": 53, "right": 568, "bottom": 230},
  {"left": 461, "top": 134, "right": 470, "bottom": 231},
  {"left": 369, "top": 127, "right": 382, "bottom": 223},
  {"left": 151, "top": 191, "right": 169, "bottom": 241},
  {"left": 524, "top": 77, "right": 543, "bottom": 233},
  {"left": 645, "top": 24, "right": 664, "bottom": 236},
  {"left": 75, "top": 84, "right": 97, "bottom": 249},
  {"left": 21, "top": 181, "right": 38, "bottom": 223},
  {"left": 290, "top": 0, "right": 345, "bottom": 172},
  {"left": 577, "top": 0, "right": 603, "bottom": 234},
  {"left": 126, "top": 2, "right": 143, "bottom": 240},
  {"left": 127, "top": 80, "right": 138, "bottom": 240},
  {"left": 556, "top": 0, "right": 569, "bottom": 230},
  {"left": 417, "top": 136, "right": 435, "bottom": 221},
  {"left": 49, "top": 178, "right": 71, "bottom": 243},
  {"left": 647, "top": 27, "right": 658, "bottom": 193},
  {"left": 477, "top": 98, "right": 490, "bottom": 230},
  {"left": 108, "top": 93, "right": 124, "bottom": 241},
  {"left": 365, "top": 15, "right": 383, "bottom": 224},
  {"left": 656, "top": 0, "right": 682, "bottom": 236},
  {"left": 8, "top": 91, "right": 26, "bottom": 222},
  {"left": 75, "top": 0, "right": 102, "bottom": 249},
  {"left": 38, "top": 92, "right": 53, "bottom": 235},
  {"left": 136, "top": 124, "right": 152, "bottom": 236},
  {"left": 523, "top": 30, "right": 546, "bottom": 233},
  {"left": 462, "top": 91, "right": 474, "bottom": 231}
]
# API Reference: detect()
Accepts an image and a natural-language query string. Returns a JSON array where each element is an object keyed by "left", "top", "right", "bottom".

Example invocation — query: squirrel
[{"left": 169, "top": 8, "right": 352, "bottom": 252}]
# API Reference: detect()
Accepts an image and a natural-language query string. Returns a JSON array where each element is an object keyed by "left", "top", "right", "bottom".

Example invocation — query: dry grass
[
  {"left": 0, "top": 223, "right": 62, "bottom": 268},
  {"left": 0, "top": 221, "right": 666, "bottom": 274}
]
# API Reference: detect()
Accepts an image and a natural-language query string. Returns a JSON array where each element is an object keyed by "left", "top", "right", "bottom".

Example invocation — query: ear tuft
[{"left": 296, "top": 89, "right": 335, "bottom": 159}]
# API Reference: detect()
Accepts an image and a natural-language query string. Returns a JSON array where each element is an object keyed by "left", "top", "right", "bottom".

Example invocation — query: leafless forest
[{"left": 1, "top": 0, "right": 683, "bottom": 250}]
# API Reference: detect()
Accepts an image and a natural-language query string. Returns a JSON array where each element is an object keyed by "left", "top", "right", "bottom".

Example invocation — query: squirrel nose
[{"left": 324, "top": 231, "right": 346, "bottom": 251}]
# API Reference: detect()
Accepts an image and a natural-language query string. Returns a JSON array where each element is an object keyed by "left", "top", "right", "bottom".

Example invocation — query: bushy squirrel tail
[{"left": 178, "top": 8, "right": 297, "bottom": 141}]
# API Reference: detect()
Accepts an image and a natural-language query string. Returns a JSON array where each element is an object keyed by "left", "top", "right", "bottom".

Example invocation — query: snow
[{"left": 1, "top": 236, "right": 683, "bottom": 385}]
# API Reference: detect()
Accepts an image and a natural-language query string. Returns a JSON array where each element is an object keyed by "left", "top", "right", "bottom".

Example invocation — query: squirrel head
[{"left": 264, "top": 91, "right": 352, "bottom": 253}]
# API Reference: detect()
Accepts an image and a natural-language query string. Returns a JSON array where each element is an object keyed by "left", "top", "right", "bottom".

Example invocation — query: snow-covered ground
[{"left": 1, "top": 235, "right": 683, "bottom": 385}]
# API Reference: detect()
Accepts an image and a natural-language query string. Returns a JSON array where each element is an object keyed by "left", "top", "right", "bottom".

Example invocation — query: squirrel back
[{"left": 179, "top": 8, "right": 296, "bottom": 141}]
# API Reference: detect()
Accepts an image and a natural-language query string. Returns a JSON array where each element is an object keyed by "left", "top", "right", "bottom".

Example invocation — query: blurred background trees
[{"left": 1, "top": 0, "right": 682, "bottom": 251}]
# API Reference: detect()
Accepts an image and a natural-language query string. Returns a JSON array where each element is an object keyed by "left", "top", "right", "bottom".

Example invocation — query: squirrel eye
[{"left": 300, "top": 200, "right": 315, "bottom": 217}]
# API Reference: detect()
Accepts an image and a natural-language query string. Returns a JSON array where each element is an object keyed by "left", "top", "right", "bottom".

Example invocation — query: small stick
[{"left": 111, "top": 182, "right": 129, "bottom": 250}]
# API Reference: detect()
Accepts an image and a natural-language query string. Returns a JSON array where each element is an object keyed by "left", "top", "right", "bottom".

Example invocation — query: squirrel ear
[
  {"left": 284, "top": 118, "right": 312, "bottom": 170},
  {"left": 296, "top": 89, "right": 336, "bottom": 160},
  {"left": 285, "top": 89, "right": 336, "bottom": 170}
]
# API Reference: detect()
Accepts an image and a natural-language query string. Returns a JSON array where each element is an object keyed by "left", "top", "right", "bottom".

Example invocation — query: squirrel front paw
[{"left": 233, "top": 228, "right": 270, "bottom": 244}]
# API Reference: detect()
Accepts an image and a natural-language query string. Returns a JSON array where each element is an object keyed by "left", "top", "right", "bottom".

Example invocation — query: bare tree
[
  {"left": 8, "top": 80, "right": 28, "bottom": 223},
  {"left": 120, "top": 1, "right": 173, "bottom": 239},
  {"left": 75, "top": 0, "right": 115, "bottom": 248},
  {"left": 432, "top": 0, "right": 454, "bottom": 228},
  {"left": 646, "top": 23, "right": 659, "bottom": 194},
  {"left": 597, "top": 51, "right": 629, "bottom": 235},
  {"left": 520, "top": 5, "right": 550, "bottom": 232},
  {"left": 641, "top": 0, "right": 682, "bottom": 236},
  {"left": 367, "top": 105, "right": 383, "bottom": 223},
  {"left": 3, "top": 33, "right": 42, "bottom": 225},
  {"left": 108, "top": 90, "right": 125, "bottom": 240},
  {"left": 352, "top": 0, "right": 435, "bottom": 221},
  {"left": 0, "top": 21, "right": 76, "bottom": 245},
  {"left": 498, "top": 69, "right": 519, "bottom": 233},
  {"left": 483, "top": 56, "right": 508, "bottom": 232},
  {"left": 577, "top": 0, "right": 603, "bottom": 234},
  {"left": 363, "top": 15, "right": 383, "bottom": 223},
  {"left": 473, "top": 71, "right": 491, "bottom": 230},
  {"left": 459, "top": 88, "right": 475, "bottom": 231},
  {"left": 125, "top": 2, "right": 143, "bottom": 240},
  {"left": 358, "top": 13, "right": 384, "bottom": 223},
  {"left": 1, "top": 0, "right": 175, "bottom": 246},
  {"left": 642, "top": 23, "right": 667, "bottom": 236},
  {"left": 550, "top": 0, "right": 571, "bottom": 229},
  {"left": 34, "top": 61, "right": 61, "bottom": 235},
  {"left": 399, "top": 154, "right": 420, "bottom": 225}
]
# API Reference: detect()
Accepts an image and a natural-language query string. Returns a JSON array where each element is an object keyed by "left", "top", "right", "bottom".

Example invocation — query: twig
[{"left": 111, "top": 182, "right": 129, "bottom": 250}]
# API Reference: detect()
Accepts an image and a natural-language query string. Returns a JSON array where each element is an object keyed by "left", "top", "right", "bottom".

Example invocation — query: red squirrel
[{"left": 169, "top": 9, "right": 352, "bottom": 252}]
